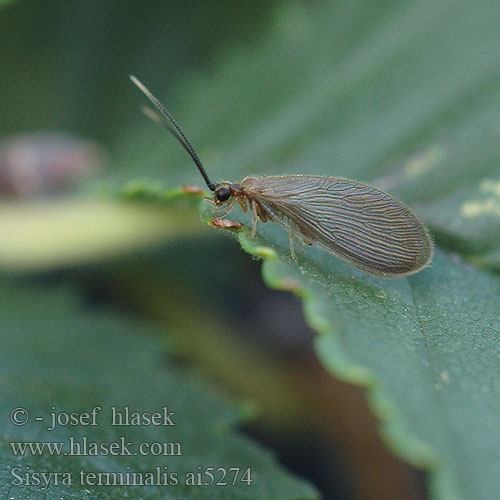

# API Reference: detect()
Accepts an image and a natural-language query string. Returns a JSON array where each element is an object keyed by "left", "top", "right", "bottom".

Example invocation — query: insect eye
[{"left": 216, "top": 187, "right": 231, "bottom": 202}]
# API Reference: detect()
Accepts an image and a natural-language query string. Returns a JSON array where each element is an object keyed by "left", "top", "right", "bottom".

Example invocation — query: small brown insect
[{"left": 130, "top": 76, "right": 433, "bottom": 277}]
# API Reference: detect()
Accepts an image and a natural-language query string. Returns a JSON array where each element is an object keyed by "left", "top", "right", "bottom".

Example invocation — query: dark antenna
[{"left": 129, "top": 75, "right": 215, "bottom": 191}]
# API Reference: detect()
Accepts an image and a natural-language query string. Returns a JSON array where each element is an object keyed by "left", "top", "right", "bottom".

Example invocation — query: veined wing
[{"left": 242, "top": 175, "right": 433, "bottom": 276}]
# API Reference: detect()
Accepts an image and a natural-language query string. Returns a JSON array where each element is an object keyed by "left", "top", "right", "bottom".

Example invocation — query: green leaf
[
  {"left": 418, "top": 177, "right": 500, "bottom": 261},
  {"left": 237, "top": 235, "right": 500, "bottom": 500},
  {"left": 117, "top": 2, "right": 500, "bottom": 499},
  {"left": 0, "top": 281, "right": 318, "bottom": 499},
  {"left": 199, "top": 182, "right": 500, "bottom": 500},
  {"left": 206, "top": 199, "right": 500, "bottom": 500}
]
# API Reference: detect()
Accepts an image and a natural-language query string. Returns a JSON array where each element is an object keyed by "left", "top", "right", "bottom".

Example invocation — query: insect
[{"left": 130, "top": 75, "right": 433, "bottom": 277}]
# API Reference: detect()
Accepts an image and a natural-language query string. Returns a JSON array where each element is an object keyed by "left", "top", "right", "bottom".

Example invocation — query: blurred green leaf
[
  {"left": 0, "top": 1, "right": 273, "bottom": 140},
  {"left": 418, "top": 176, "right": 500, "bottom": 261},
  {"left": 0, "top": 192, "right": 205, "bottom": 271},
  {"left": 0, "top": 281, "right": 318, "bottom": 499}
]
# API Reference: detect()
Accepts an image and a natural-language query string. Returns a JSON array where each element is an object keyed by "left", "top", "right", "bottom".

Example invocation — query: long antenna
[{"left": 129, "top": 75, "right": 215, "bottom": 191}]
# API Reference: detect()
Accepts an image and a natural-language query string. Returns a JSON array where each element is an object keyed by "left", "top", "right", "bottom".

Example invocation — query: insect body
[{"left": 130, "top": 76, "right": 433, "bottom": 277}]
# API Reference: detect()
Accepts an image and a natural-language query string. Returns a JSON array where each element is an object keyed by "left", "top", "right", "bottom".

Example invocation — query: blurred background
[{"left": 2, "top": 1, "right": 500, "bottom": 499}]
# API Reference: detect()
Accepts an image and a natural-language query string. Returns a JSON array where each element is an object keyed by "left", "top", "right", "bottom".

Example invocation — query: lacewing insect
[{"left": 130, "top": 75, "right": 433, "bottom": 277}]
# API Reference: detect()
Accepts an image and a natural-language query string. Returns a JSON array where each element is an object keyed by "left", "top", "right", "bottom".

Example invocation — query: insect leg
[
  {"left": 256, "top": 203, "right": 270, "bottom": 222},
  {"left": 289, "top": 221, "right": 307, "bottom": 255},
  {"left": 289, "top": 232, "right": 298, "bottom": 262},
  {"left": 250, "top": 200, "right": 259, "bottom": 238},
  {"left": 237, "top": 198, "right": 248, "bottom": 212},
  {"left": 220, "top": 197, "right": 237, "bottom": 217},
  {"left": 299, "top": 236, "right": 312, "bottom": 248}
]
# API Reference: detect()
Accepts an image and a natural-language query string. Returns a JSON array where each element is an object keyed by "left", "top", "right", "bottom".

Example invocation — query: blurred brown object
[
  {"left": 0, "top": 132, "right": 104, "bottom": 197},
  {"left": 181, "top": 185, "right": 205, "bottom": 195}
]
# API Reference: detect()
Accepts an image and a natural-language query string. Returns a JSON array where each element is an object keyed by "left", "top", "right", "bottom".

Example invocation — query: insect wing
[{"left": 242, "top": 175, "right": 433, "bottom": 276}]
